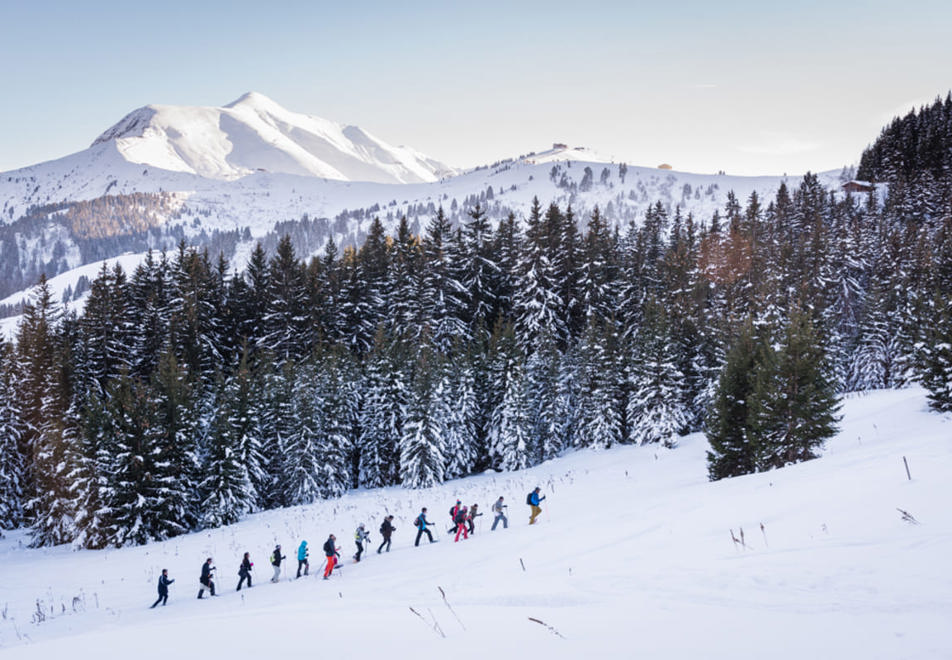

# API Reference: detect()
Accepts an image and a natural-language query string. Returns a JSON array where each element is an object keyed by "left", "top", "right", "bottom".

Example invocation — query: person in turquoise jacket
[
  {"left": 414, "top": 508, "right": 434, "bottom": 546},
  {"left": 296, "top": 540, "right": 309, "bottom": 578}
]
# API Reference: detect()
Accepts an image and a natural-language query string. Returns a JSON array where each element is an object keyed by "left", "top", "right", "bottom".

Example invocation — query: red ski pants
[{"left": 323, "top": 556, "right": 336, "bottom": 577}]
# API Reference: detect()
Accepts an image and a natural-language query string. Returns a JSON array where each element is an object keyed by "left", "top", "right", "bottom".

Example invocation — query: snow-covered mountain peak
[
  {"left": 91, "top": 105, "right": 160, "bottom": 145},
  {"left": 86, "top": 94, "right": 454, "bottom": 184},
  {"left": 223, "top": 90, "right": 283, "bottom": 112}
]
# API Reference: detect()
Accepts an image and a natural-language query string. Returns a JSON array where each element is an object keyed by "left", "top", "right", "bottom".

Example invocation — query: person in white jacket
[{"left": 491, "top": 496, "right": 508, "bottom": 530}]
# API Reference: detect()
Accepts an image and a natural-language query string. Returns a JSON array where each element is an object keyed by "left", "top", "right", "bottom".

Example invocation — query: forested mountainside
[{"left": 1, "top": 99, "right": 950, "bottom": 550}]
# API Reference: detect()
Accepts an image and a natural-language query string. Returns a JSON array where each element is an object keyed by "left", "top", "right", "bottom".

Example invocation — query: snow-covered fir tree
[
  {"left": 399, "top": 342, "right": 446, "bottom": 488},
  {"left": 488, "top": 323, "right": 533, "bottom": 470},
  {"left": 0, "top": 343, "right": 26, "bottom": 531},
  {"left": 627, "top": 302, "right": 690, "bottom": 447}
]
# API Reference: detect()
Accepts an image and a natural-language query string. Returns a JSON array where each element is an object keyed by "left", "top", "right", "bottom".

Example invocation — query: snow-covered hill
[{"left": 1, "top": 388, "right": 949, "bottom": 659}]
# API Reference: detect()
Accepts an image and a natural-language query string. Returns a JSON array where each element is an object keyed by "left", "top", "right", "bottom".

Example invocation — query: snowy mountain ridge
[
  {"left": 88, "top": 92, "right": 455, "bottom": 184},
  {"left": 0, "top": 92, "right": 851, "bottom": 313}
]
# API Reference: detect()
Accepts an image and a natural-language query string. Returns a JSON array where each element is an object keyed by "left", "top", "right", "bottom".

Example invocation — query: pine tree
[
  {"left": 358, "top": 328, "right": 408, "bottom": 488},
  {"left": 457, "top": 204, "right": 499, "bottom": 344},
  {"left": 201, "top": 371, "right": 255, "bottom": 527},
  {"left": 100, "top": 369, "right": 171, "bottom": 546},
  {"left": 706, "top": 319, "right": 759, "bottom": 481},
  {"left": 0, "top": 343, "right": 26, "bottom": 530},
  {"left": 442, "top": 344, "right": 478, "bottom": 479},
  {"left": 256, "top": 355, "right": 297, "bottom": 508},
  {"left": 148, "top": 348, "right": 201, "bottom": 537},
  {"left": 399, "top": 343, "right": 447, "bottom": 488},
  {"left": 388, "top": 216, "right": 422, "bottom": 341},
  {"left": 571, "top": 319, "right": 624, "bottom": 449},
  {"left": 315, "top": 346, "right": 356, "bottom": 498},
  {"left": 261, "top": 235, "right": 309, "bottom": 364},
  {"left": 627, "top": 303, "right": 690, "bottom": 446},
  {"left": 129, "top": 250, "right": 172, "bottom": 381},
  {"left": 514, "top": 200, "right": 567, "bottom": 353},
  {"left": 917, "top": 291, "right": 952, "bottom": 412},
  {"left": 747, "top": 308, "right": 840, "bottom": 471},
  {"left": 525, "top": 332, "right": 563, "bottom": 463},
  {"left": 420, "top": 207, "right": 467, "bottom": 352},
  {"left": 282, "top": 360, "right": 325, "bottom": 505},
  {"left": 487, "top": 323, "right": 533, "bottom": 469}
]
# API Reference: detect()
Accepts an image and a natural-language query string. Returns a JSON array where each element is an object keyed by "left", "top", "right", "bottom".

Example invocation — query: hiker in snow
[
  {"left": 447, "top": 500, "right": 462, "bottom": 534},
  {"left": 151, "top": 569, "right": 174, "bottom": 608},
  {"left": 353, "top": 523, "right": 371, "bottom": 562},
  {"left": 198, "top": 558, "right": 216, "bottom": 598},
  {"left": 528, "top": 487, "right": 546, "bottom": 525},
  {"left": 297, "top": 540, "right": 309, "bottom": 578},
  {"left": 454, "top": 505, "right": 470, "bottom": 542},
  {"left": 270, "top": 544, "right": 286, "bottom": 583},
  {"left": 237, "top": 551, "right": 253, "bottom": 590},
  {"left": 491, "top": 496, "right": 508, "bottom": 530},
  {"left": 378, "top": 515, "right": 395, "bottom": 553},
  {"left": 467, "top": 503, "right": 483, "bottom": 534},
  {"left": 414, "top": 507, "right": 434, "bottom": 546},
  {"left": 322, "top": 534, "right": 340, "bottom": 579}
]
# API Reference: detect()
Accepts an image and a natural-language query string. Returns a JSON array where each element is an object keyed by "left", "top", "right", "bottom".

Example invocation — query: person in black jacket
[
  {"left": 322, "top": 534, "right": 340, "bottom": 580},
  {"left": 378, "top": 515, "right": 395, "bottom": 553},
  {"left": 270, "top": 544, "right": 286, "bottom": 583},
  {"left": 237, "top": 552, "right": 253, "bottom": 591},
  {"left": 447, "top": 500, "right": 462, "bottom": 534},
  {"left": 151, "top": 569, "right": 174, "bottom": 608},
  {"left": 453, "top": 506, "right": 469, "bottom": 542},
  {"left": 198, "top": 558, "right": 216, "bottom": 599}
]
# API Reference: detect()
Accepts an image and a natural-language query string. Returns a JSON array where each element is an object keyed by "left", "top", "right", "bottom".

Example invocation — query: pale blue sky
[{"left": 1, "top": 0, "right": 950, "bottom": 175}]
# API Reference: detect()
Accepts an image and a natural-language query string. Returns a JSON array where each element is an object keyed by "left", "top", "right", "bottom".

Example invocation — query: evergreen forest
[{"left": 1, "top": 96, "right": 951, "bottom": 549}]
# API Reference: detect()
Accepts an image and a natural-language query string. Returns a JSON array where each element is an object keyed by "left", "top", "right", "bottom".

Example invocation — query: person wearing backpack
[
  {"left": 236, "top": 552, "right": 254, "bottom": 591},
  {"left": 528, "top": 487, "right": 546, "bottom": 524},
  {"left": 447, "top": 500, "right": 462, "bottom": 534},
  {"left": 378, "top": 515, "right": 395, "bottom": 554},
  {"left": 414, "top": 508, "right": 434, "bottom": 546},
  {"left": 270, "top": 544, "right": 286, "bottom": 583},
  {"left": 150, "top": 569, "right": 174, "bottom": 608},
  {"left": 491, "top": 496, "right": 508, "bottom": 530},
  {"left": 353, "top": 524, "right": 371, "bottom": 563},
  {"left": 197, "top": 558, "right": 216, "bottom": 599},
  {"left": 454, "top": 506, "right": 469, "bottom": 542},
  {"left": 322, "top": 534, "right": 340, "bottom": 579},
  {"left": 296, "top": 540, "right": 309, "bottom": 578},
  {"left": 466, "top": 503, "right": 482, "bottom": 534}
]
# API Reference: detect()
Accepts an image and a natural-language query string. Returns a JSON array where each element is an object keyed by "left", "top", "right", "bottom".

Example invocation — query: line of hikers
[{"left": 150, "top": 487, "right": 546, "bottom": 608}]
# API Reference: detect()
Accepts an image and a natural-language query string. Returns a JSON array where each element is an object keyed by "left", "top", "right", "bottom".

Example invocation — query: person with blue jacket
[
  {"left": 528, "top": 487, "right": 546, "bottom": 525},
  {"left": 414, "top": 507, "right": 435, "bottom": 546},
  {"left": 296, "top": 540, "right": 309, "bottom": 578},
  {"left": 150, "top": 569, "right": 174, "bottom": 608}
]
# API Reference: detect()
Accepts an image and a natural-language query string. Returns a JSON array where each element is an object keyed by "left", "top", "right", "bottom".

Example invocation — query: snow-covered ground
[{"left": 1, "top": 388, "right": 949, "bottom": 659}]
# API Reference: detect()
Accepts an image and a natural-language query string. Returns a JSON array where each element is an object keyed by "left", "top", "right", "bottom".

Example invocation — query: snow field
[{"left": 0, "top": 388, "right": 950, "bottom": 659}]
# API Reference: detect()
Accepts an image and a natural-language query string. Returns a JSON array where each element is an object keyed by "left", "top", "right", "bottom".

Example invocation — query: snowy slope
[{"left": 1, "top": 388, "right": 949, "bottom": 659}]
